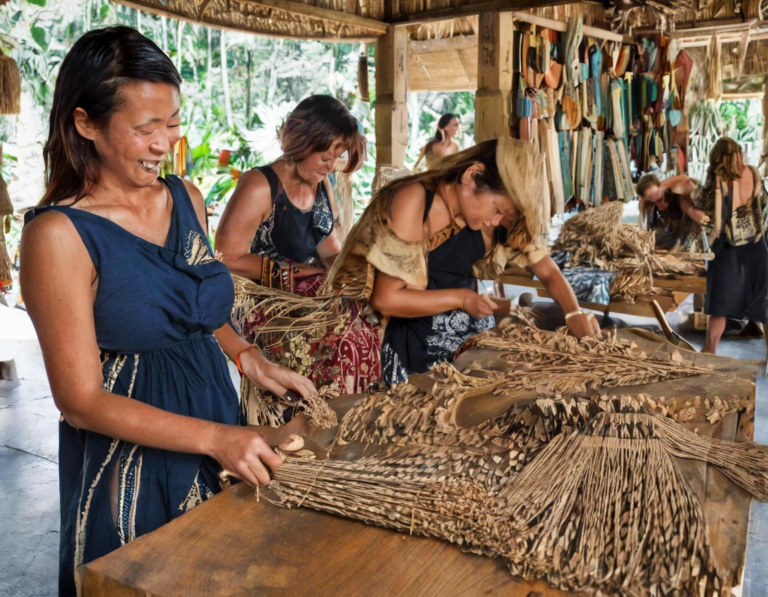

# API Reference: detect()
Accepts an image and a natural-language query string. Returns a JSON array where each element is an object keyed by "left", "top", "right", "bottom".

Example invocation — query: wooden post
[
  {"left": 475, "top": 11, "right": 514, "bottom": 142},
  {"left": 762, "top": 75, "right": 768, "bottom": 176},
  {"left": 375, "top": 26, "right": 408, "bottom": 168}
]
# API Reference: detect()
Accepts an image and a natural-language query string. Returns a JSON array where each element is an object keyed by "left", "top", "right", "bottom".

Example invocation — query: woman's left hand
[
  {"left": 566, "top": 312, "right": 602, "bottom": 340},
  {"left": 239, "top": 347, "right": 316, "bottom": 399}
]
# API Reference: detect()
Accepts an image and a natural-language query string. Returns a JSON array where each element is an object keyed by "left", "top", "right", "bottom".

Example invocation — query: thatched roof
[
  {"left": 115, "top": 0, "right": 768, "bottom": 88},
  {"left": 114, "top": 0, "right": 388, "bottom": 41}
]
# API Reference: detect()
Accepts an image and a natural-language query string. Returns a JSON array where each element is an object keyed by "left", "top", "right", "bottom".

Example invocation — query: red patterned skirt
[{"left": 242, "top": 274, "right": 381, "bottom": 395}]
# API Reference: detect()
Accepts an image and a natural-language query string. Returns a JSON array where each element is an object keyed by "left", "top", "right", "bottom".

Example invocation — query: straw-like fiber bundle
[
  {"left": 0, "top": 172, "right": 13, "bottom": 291},
  {"left": 0, "top": 51, "right": 21, "bottom": 115},
  {"left": 496, "top": 136, "right": 549, "bottom": 252},
  {"left": 502, "top": 411, "right": 721, "bottom": 596}
]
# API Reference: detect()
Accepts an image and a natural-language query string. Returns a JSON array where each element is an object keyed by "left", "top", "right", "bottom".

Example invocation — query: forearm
[
  {"left": 679, "top": 196, "right": 695, "bottom": 215},
  {"left": 225, "top": 253, "right": 264, "bottom": 281},
  {"left": 374, "top": 287, "right": 466, "bottom": 318},
  {"left": 214, "top": 321, "right": 251, "bottom": 359},
  {"left": 63, "top": 390, "right": 220, "bottom": 456},
  {"left": 532, "top": 257, "right": 580, "bottom": 314}
]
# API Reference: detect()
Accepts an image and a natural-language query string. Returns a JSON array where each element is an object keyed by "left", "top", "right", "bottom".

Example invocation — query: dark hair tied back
[{"left": 41, "top": 26, "right": 181, "bottom": 206}]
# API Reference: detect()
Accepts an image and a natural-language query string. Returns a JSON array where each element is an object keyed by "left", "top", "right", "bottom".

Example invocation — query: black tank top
[
  {"left": 381, "top": 184, "right": 493, "bottom": 384},
  {"left": 249, "top": 165, "right": 333, "bottom": 263}
]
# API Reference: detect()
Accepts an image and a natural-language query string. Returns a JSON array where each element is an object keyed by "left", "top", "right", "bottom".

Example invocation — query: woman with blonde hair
[
  {"left": 693, "top": 137, "right": 768, "bottom": 354},
  {"left": 326, "top": 138, "right": 600, "bottom": 384}
]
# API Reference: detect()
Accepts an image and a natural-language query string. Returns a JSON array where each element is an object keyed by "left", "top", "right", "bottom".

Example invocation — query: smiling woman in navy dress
[{"left": 20, "top": 27, "right": 314, "bottom": 596}]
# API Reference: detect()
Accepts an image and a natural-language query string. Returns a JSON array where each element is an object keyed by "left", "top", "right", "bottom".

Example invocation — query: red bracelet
[{"left": 235, "top": 345, "right": 260, "bottom": 376}]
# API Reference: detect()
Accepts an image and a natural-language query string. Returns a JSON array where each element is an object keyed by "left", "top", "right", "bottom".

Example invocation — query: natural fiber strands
[
  {"left": 502, "top": 411, "right": 722, "bottom": 596},
  {"left": 496, "top": 136, "right": 549, "bottom": 252},
  {"left": 654, "top": 415, "right": 768, "bottom": 501},
  {"left": 0, "top": 169, "right": 12, "bottom": 290},
  {"left": 300, "top": 385, "right": 340, "bottom": 429},
  {"left": 269, "top": 456, "right": 510, "bottom": 557},
  {"left": 231, "top": 275, "right": 348, "bottom": 347},
  {"left": 241, "top": 379, "right": 339, "bottom": 429},
  {"left": 553, "top": 201, "right": 708, "bottom": 302},
  {"left": 0, "top": 51, "right": 21, "bottom": 115},
  {"left": 0, "top": 171, "right": 11, "bottom": 216}
]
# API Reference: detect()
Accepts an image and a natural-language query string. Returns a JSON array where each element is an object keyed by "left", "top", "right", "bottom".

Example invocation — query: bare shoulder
[
  {"left": 226, "top": 169, "right": 273, "bottom": 214},
  {"left": 180, "top": 179, "right": 207, "bottom": 228},
  {"left": 22, "top": 209, "right": 81, "bottom": 249},
  {"left": 21, "top": 209, "right": 93, "bottom": 280},
  {"left": 388, "top": 182, "right": 427, "bottom": 243}
]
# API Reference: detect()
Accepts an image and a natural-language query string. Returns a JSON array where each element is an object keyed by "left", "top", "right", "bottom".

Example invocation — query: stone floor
[{"left": 1, "top": 301, "right": 767, "bottom": 596}]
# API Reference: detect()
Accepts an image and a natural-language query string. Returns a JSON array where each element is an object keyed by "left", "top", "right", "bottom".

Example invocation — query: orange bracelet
[{"left": 235, "top": 345, "right": 260, "bottom": 376}]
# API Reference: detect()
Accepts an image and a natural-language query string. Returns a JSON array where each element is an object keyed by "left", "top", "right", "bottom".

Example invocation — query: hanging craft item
[
  {"left": 706, "top": 36, "right": 723, "bottom": 102},
  {"left": 0, "top": 49, "right": 21, "bottom": 115},
  {"left": 357, "top": 43, "right": 370, "bottom": 102},
  {"left": 0, "top": 149, "right": 13, "bottom": 292},
  {"left": 171, "top": 135, "right": 188, "bottom": 178}
]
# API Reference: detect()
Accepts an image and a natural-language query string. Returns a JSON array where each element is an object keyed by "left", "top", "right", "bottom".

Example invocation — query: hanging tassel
[
  {"left": 0, "top": 147, "right": 14, "bottom": 292},
  {"left": 358, "top": 43, "right": 370, "bottom": 103},
  {"left": 0, "top": 49, "right": 21, "bottom": 115}
]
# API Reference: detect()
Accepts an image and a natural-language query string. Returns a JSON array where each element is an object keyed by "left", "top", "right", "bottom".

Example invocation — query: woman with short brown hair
[
  {"left": 218, "top": 95, "right": 381, "bottom": 402},
  {"left": 216, "top": 95, "right": 365, "bottom": 291}
]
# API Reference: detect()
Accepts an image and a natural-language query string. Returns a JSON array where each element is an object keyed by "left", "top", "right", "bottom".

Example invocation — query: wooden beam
[
  {"left": 457, "top": 49, "right": 473, "bottom": 82},
  {"left": 113, "top": 0, "right": 385, "bottom": 41},
  {"left": 475, "top": 11, "right": 514, "bottom": 142},
  {"left": 511, "top": 11, "right": 628, "bottom": 44},
  {"left": 246, "top": 0, "right": 389, "bottom": 34},
  {"left": 391, "top": 0, "right": 580, "bottom": 26},
  {"left": 375, "top": 27, "right": 409, "bottom": 168},
  {"left": 409, "top": 34, "right": 477, "bottom": 55}
]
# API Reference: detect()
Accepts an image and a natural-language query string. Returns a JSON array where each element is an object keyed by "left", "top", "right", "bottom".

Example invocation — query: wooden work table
[
  {"left": 498, "top": 265, "right": 707, "bottom": 317},
  {"left": 83, "top": 334, "right": 760, "bottom": 596},
  {"left": 83, "top": 482, "right": 582, "bottom": 597}
]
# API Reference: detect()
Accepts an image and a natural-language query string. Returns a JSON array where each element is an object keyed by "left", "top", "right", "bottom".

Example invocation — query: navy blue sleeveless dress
[
  {"left": 25, "top": 176, "right": 239, "bottom": 596},
  {"left": 380, "top": 185, "right": 495, "bottom": 385}
]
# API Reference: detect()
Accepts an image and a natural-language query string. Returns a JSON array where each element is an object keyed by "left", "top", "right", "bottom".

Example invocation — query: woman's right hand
[
  {"left": 461, "top": 290, "right": 496, "bottom": 319},
  {"left": 209, "top": 424, "right": 284, "bottom": 487},
  {"left": 687, "top": 207, "right": 711, "bottom": 227}
]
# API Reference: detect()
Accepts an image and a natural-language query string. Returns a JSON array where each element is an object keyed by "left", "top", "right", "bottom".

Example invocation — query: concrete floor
[{"left": 1, "top": 302, "right": 767, "bottom": 596}]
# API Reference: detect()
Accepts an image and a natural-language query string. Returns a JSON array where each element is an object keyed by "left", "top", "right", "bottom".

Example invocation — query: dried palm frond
[
  {"left": 502, "top": 410, "right": 722, "bottom": 596},
  {"left": 496, "top": 133, "right": 549, "bottom": 251},
  {"left": 241, "top": 379, "right": 340, "bottom": 429},
  {"left": 553, "top": 202, "right": 708, "bottom": 303},
  {"left": 0, "top": 51, "right": 21, "bottom": 115},
  {"left": 0, "top": 169, "right": 13, "bottom": 291},
  {"left": 269, "top": 455, "right": 510, "bottom": 557},
  {"left": 231, "top": 275, "right": 348, "bottom": 347}
]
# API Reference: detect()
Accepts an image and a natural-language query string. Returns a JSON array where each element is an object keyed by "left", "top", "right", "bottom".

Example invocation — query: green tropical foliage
[{"left": 0, "top": 0, "right": 475, "bottom": 279}]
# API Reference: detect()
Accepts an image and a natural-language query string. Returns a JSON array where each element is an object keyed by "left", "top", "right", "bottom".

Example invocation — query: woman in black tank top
[
  {"left": 216, "top": 95, "right": 366, "bottom": 293},
  {"left": 216, "top": 96, "right": 382, "bottom": 403},
  {"left": 327, "top": 139, "right": 602, "bottom": 385}
]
